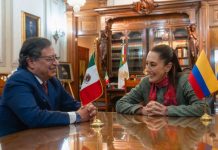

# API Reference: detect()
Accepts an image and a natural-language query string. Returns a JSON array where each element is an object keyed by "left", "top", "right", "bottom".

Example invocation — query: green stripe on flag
[
  {"left": 88, "top": 53, "right": 95, "bottom": 68},
  {"left": 119, "top": 56, "right": 123, "bottom": 67}
]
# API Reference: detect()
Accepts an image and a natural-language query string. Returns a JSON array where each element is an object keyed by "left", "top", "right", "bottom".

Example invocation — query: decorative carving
[
  {"left": 98, "top": 0, "right": 107, "bottom": 7},
  {"left": 187, "top": 23, "right": 199, "bottom": 65},
  {"left": 134, "top": 0, "right": 158, "bottom": 14},
  {"left": 99, "top": 30, "right": 107, "bottom": 66},
  {"left": 98, "top": 25, "right": 110, "bottom": 74}
]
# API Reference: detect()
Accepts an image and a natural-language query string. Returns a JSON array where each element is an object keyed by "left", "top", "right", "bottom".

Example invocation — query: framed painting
[
  {"left": 21, "top": 12, "right": 40, "bottom": 42},
  {"left": 57, "top": 63, "right": 73, "bottom": 82}
]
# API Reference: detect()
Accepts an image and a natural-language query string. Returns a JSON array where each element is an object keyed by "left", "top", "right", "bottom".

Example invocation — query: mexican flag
[
  {"left": 118, "top": 43, "right": 129, "bottom": 89},
  {"left": 80, "top": 53, "right": 103, "bottom": 106},
  {"left": 105, "top": 71, "right": 109, "bottom": 85}
]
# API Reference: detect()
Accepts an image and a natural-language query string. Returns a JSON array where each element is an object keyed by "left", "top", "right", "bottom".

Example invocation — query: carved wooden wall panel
[
  {"left": 209, "top": 5, "right": 218, "bottom": 26},
  {"left": 78, "top": 16, "right": 99, "bottom": 36},
  {"left": 210, "top": 27, "right": 218, "bottom": 50}
]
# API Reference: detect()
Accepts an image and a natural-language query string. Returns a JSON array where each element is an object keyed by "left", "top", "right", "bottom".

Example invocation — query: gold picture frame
[
  {"left": 21, "top": 12, "right": 40, "bottom": 42},
  {"left": 57, "top": 63, "right": 73, "bottom": 82}
]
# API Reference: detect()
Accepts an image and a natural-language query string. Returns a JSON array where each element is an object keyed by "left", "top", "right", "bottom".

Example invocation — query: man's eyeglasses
[{"left": 38, "top": 55, "right": 60, "bottom": 63}]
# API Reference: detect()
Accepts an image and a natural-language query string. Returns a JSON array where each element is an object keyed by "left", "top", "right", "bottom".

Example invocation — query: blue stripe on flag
[{"left": 192, "top": 66, "right": 210, "bottom": 97}]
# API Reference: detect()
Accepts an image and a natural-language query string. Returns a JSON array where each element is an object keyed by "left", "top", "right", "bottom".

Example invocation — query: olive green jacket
[{"left": 116, "top": 74, "right": 209, "bottom": 116}]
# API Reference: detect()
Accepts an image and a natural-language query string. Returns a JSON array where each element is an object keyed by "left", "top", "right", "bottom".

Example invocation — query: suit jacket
[
  {"left": 0, "top": 68, "right": 81, "bottom": 137},
  {"left": 116, "top": 74, "right": 208, "bottom": 116}
]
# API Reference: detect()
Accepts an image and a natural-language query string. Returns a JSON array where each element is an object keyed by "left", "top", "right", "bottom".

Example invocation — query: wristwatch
[{"left": 75, "top": 112, "right": 81, "bottom": 123}]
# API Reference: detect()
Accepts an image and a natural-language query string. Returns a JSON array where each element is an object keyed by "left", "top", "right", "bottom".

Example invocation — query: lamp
[
  {"left": 53, "top": 30, "right": 65, "bottom": 44},
  {"left": 67, "top": 0, "right": 86, "bottom": 12}
]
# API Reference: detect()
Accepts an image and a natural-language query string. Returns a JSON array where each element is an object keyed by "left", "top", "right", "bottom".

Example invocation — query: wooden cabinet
[
  {"left": 175, "top": 46, "right": 189, "bottom": 68},
  {"left": 109, "top": 23, "right": 191, "bottom": 79},
  {"left": 173, "top": 27, "right": 190, "bottom": 69},
  {"left": 150, "top": 26, "right": 190, "bottom": 69},
  {"left": 127, "top": 31, "right": 144, "bottom": 74},
  {"left": 110, "top": 30, "right": 145, "bottom": 78},
  {"left": 151, "top": 28, "right": 170, "bottom": 46},
  {"left": 111, "top": 31, "right": 124, "bottom": 75}
]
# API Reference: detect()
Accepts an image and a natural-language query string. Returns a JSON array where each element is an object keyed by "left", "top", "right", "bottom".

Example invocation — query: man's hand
[
  {"left": 77, "top": 103, "right": 97, "bottom": 122},
  {"left": 141, "top": 101, "right": 167, "bottom": 116}
]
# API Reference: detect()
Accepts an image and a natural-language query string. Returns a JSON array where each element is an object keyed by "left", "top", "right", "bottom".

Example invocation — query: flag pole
[
  {"left": 91, "top": 103, "right": 104, "bottom": 128},
  {"left": 90, "top": 38, "right": 104, "bottom": 128},
  {"left": 200, "top": 97, "right": 212, "bottom": 126}
]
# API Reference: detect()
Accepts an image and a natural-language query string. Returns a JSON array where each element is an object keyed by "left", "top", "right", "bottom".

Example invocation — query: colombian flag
[{"left": 188, "top": 50, "right": 218, "bottom": 99}]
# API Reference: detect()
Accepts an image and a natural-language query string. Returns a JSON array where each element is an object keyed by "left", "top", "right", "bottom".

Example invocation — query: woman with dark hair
[{"left": 116, "top": 44, "right": 207, "bottom": 116}]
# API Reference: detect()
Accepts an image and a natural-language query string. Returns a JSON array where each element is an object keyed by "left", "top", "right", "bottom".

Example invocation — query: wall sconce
[{"left": 53, "top": 30, "right": 65, "bottom": 44}]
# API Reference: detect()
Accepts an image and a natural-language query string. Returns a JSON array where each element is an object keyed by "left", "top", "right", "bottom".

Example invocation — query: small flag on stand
[
  {"left": 188, "top": 50, "right": 218, "bottom": 99},
  {"left": 80, "top": 53, "right": 103, "bottom": 106},
  {"left": 105, "top": 71, "right": 109, "bottom": 85},
  {"left": 118, "top": 41, "right": 129, "bottom": 89}
]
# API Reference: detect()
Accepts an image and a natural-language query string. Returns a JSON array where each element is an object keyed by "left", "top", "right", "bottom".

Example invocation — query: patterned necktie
[{"left": 42, "top": 82, "right": 48, "bottom": 95}]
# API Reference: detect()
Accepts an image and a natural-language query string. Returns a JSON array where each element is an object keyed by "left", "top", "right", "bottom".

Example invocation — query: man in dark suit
[{"left": 0, "top": 37, "right": 96, "bottom": 137}]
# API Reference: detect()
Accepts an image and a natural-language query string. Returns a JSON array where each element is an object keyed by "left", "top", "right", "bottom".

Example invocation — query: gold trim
[{"left": 21, "top": 11, "right": 40, "bottom": 43}]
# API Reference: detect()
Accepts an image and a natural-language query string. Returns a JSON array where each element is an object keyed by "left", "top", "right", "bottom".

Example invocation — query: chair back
[
  {"left": 0, "top": 74, "right": 8, "bottom": 96},
  {"left": 124, "top": 78, "right": 140, "bottom": 93}
]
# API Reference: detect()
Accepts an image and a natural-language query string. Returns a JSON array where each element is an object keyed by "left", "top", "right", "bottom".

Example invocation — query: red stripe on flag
[
  {"left": 80, "top": 80, "right": 103, "bottom": 106},
  {"left": 124, "top": 45, "right": 127, "bottom": 62},
  {"left": 188, "top": 73, "right": 204, "bottom": 99}
]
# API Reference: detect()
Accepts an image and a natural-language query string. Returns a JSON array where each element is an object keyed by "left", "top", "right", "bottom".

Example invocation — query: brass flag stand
[
  {"left": 91, "top": 108, "right": 104, "bottom": 128},
  {"left": 200, "top": 98, "right": 212, "bottom": 126}
]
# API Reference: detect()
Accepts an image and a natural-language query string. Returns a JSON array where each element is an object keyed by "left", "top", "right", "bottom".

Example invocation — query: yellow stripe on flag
[{"left": 196, "top": 50, "right": 218, "bottom": 93}]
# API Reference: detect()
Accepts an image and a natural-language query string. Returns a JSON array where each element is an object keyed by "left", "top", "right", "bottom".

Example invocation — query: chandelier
[{"left": 67, "top": 0, "right": 86, "bottom": 12}]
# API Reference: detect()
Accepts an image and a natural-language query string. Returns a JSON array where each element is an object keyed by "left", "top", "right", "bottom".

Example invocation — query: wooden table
[{"left": 0, "top": 112, "right": 218, "bottom": 150}]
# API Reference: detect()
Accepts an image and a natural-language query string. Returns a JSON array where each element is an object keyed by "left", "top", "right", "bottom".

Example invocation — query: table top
[{"left": 0, "top": 112, "right": 218, "bottom": 150}]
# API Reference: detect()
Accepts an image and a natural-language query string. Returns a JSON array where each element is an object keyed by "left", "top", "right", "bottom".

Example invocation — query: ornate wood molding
[
  {"left": 95, "top": 0, "right": 201, "bottom": 35},
  {"left": 95, "top": 1, "right": 201, "bottom": 18},
  {"left": 133, "top": 0, "right": 158, "bottom": 14}
]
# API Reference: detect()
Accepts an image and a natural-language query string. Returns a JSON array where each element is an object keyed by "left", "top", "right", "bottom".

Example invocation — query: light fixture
[
  {"left": 67, "top": 0, "right": 86, "bottom": 12},
  {"left": 53, "top": 30, "right": 65, "bottom": 44}
]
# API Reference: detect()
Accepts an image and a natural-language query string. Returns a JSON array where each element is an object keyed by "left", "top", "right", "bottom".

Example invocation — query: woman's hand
[
  {"left": 141, "top": 101, "right": 167, "bottom": 116},
  {"left": 143, "top": 117, "right": 168, "bottom": 131}
]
